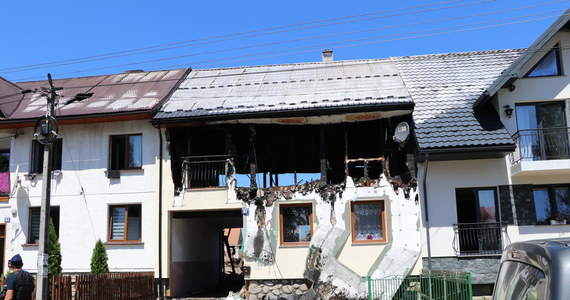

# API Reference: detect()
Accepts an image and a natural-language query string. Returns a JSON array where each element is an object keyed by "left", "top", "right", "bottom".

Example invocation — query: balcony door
[
  {"left": 516, "top": 102, "right": 569, "bottom": 161},
  {"left": 455, "top": 188, "right": 501, "bottom": 255}
]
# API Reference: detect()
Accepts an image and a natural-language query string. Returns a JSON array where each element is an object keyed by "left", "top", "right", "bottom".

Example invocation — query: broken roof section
[
  {"left": 153, "top": 59, "right": 413, "bottom": 123},
  {"left": 4, "top": 68, "right": 189, "bottom": 125},
  {"left": 0, "top": 76, "right": 24, "bottom": 119},
  {"left": 392, "top": 49, "right": 523, "bottom": 152}
]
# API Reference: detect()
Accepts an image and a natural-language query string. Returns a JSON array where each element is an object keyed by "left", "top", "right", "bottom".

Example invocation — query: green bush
[
  {"left": 48, "top": 218, "right": 62, "bottom": 277},
  {"left": 90, "top": 239, "right": 109, "bottom": 274}
]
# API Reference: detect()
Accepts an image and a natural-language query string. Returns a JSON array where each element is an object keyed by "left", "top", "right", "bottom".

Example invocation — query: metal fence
[
  {"left": 452, "top": 222, "right": 509, "bottom": 256},
  {"left": 182, "top": 155, "right": 233, "bottom": 189},
  {"left": 367, "top": 272, "right": 472, "bottom": 300},
  {"left": 510, "top": 128, "right": 570, "bottom": 163}
]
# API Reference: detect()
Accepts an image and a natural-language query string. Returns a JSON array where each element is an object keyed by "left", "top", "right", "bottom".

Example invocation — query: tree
[
  {"left": 48, "top": 218, "right": 62, "bottom": 277},
  {"left": 90, "top": 239, "right": 109, "bottom": 274}
]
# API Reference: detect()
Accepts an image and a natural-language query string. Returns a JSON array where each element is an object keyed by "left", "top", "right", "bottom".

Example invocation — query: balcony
[
  {"left": 182, "top": 155, "right": 233, "bottom": 189},
  {"left": 452, "top": 222, "right": 509, "bottom": 256},
  {"left": 509, "top": 128, "right": 570, "bottom": 176},
  {"left": 511, "top": 128, "right": 570, "bottom": 163}
]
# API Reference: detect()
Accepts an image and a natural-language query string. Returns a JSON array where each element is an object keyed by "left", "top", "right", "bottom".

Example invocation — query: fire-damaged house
[{"left": 153, "top": 53, "right": 422, "bottom": 299}]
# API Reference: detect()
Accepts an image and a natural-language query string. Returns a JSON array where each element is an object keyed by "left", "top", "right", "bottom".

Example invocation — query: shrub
[{"left": 90, "top": 239, "right": 109, "bottom": 274}]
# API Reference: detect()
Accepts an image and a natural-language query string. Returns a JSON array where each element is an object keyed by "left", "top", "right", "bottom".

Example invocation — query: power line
[
  {"left": 0, "top": 0, "right": 471, "bottom": 73},
  {"left": 13, "top": 7, "right": 566, "bottom": 81},
  {"left": 151, "top": 10, "right": 565, "bottom": 69},
  {"left": 1, "top": 0, "right": 495, "bottom": 75}
]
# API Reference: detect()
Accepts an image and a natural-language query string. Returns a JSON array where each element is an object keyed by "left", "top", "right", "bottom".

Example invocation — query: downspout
[
  {"left": 421, "top": 152, "right": 432, "bottom": 269},
  {"left": 158, "top": 125, "right": 165, "bottom": 299}
]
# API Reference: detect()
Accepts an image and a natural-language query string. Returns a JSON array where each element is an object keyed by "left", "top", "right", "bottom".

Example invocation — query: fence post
[
  {"left": 467, "top": 273, "right": 473, "bottom": 300},
  {"left": 367, "top": 276, "right": 372, "bottom": 300}
]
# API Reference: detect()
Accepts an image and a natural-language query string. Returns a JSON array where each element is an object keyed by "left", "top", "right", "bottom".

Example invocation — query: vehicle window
[{"left": 494, "top": 261, "right": 547, "bottom": 300}]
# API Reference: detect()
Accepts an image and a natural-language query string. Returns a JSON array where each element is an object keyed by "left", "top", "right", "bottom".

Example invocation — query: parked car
[{"left": 493, "top": 238, "right": 570, "bottom": 300}]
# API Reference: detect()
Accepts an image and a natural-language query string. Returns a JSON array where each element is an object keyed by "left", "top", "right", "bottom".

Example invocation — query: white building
[{"left": 0, "top": 69, "right": 188, "bottom": 275}]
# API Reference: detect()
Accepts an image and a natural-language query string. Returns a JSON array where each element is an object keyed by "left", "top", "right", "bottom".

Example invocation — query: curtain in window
[
  {"left": 353, "top": 202, "right": 383, "bottom": 241},
  {"left": 111, "top": 207, "right": 126, "bottom": 240},
  {"left": 516, "top": 105, "right": 539, "bottom": 161}
]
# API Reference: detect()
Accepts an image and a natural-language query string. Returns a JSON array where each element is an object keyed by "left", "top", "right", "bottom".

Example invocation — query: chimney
[{"left": 322, "top": 49, "right": 333, "bottom": 62}]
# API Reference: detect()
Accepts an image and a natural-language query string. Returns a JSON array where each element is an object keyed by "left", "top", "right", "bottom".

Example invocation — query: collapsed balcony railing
[
  {"left": 510, "top": 127, "right": 570, "bottom": 164},
  {"left": 452, "top": 222, "right": 509, "bottom": 256},
  {"left": 182, "top": 155, "right": 233, "bottom": 189}
]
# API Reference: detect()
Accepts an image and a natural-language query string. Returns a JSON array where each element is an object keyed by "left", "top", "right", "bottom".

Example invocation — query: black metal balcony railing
[
  {"left": 511, "top": 128, "right": 570, "bottom": 164},
  {"left": 182, "top": 155, "right": 233, "bottom": 189},
  {"left": 452, "top": 222, "right": 509, "bottom": 256}
]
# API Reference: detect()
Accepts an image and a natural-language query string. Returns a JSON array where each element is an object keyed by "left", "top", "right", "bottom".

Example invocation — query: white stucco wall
[
  {"left": 5, "top": 120, "right": 159, "bottom": 273},
  {"left": 418, "top": 158, "right": 510, "bottom": 257}
]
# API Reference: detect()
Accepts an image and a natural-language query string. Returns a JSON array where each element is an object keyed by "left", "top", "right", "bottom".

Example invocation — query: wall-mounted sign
[{"left": 4, "top": 217, "right": 10, "bottom": 223}]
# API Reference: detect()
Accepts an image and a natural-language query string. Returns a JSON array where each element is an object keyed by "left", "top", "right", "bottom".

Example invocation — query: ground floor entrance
[{"left": 170, "top": 209, "right": 244, "bottom": 298}]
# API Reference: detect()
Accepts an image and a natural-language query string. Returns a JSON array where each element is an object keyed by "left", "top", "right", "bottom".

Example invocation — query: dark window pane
[
  {"left": 110, "top": 135, "right": 142, "bottom": 170},
  {"left": 29, "top": 208, "right": 41, "bottom": 243},
  {"left": 282, "top": 205, "right": 311, "bottom": 243},
  {"left": 30, "top": 139, "right": 62, "bottom": 173},
  {"left": 353, "top": 202, "right": 383, "bottom": 241},
  {"left": 127, "top": 205, "right": 141, "bottom": 241},
  {"left": 554, "top": 187, "right": 570, "bottom": 216},
  {"left": 0, "top": 152, "right": 9, "bottom": 172}
]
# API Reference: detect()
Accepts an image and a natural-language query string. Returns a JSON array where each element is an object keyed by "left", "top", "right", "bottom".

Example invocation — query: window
[
  {"left": 525, "top": 44, "right": 562, "bottom": 77},
  {"left": 351, "top": 201, "right": 386, "bottom": 243},
  {"left": 494, "top": 261, "right": 547, "bottom": 299},
  {"left": 30, "top": 139, "right": 62, "bottom": 173},
  {"left": 110, "top": 134, "right": 142, "bottom": 170},
  {"left": 279, "top": 203, "right": 313, "bottom": 245},
  {"left": 28, "top": 206, "right": 60, "bottom": 244},
  {"left": 456, "top": 188, "right": 498, "bottom": 223},
  {"left": 0, "top": 150, "right": 9, "bottom": 201},
  {"left": 515, "top": 102, "right": 569, "bottom": 161},
  {"left": 533, "top": 185, "right": 570, "bottom": 223},
  {"left": 109, "top": 204, "right": 141, "bottom": 242}
]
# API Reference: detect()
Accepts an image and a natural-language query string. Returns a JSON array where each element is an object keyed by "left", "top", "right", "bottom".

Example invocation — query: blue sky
[{"left": 1, "top": 0, "right": 569, "bottom": 82}]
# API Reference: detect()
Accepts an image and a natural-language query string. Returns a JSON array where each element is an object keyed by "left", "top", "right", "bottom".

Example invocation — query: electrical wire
[
  {"left": 13, "top": 5, "right": 567, "bottom": 82},
  {"left": 10, "top": 9, "right": 556, "bottom": 81},
  {"left": 0, "top": 0, "right": 473, "bottom": 73}
]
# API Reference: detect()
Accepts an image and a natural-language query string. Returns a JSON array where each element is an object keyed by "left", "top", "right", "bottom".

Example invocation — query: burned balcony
[
  {"left": 510, "top": 128, "right": 570, "bottom": 164},
  {"left": 452, "top": 222, "right": 509, "bottom": 256},
  {"left": 168, "top": 118, "right": 416, "bottom": 192},
  {"left": 182, "top": 155, "right": 233, "bottom": 189}
]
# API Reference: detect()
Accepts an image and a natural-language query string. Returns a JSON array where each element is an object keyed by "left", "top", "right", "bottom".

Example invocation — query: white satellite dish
[{"left": 393, "top": 121, "right": 410, "bottom": 144}]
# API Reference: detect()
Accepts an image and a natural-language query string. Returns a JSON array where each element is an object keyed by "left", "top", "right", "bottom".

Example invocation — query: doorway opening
[{"left": 170, "top": 210, "right": 244, "bottom": 298}]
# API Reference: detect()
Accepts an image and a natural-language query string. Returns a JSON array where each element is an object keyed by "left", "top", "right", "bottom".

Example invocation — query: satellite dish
[{"left": 393, "top": 121, "right": 410, "bottom": 144}]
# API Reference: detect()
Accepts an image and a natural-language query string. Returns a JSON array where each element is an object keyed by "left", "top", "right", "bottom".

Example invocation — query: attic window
[{"left": 525, "top": 45, "right": 562, "bottom": 77}]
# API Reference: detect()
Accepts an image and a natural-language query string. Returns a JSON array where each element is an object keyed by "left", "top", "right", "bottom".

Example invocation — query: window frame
[
  {"left": 279, "top": 203, "right": 313, "bottom": 246},
  {"left": 109, "top": 134, "right": 143, "bottom": 171},
  {"left": 30, "top": 138, "right": 63, "bottom": 173},
  {"left": 27, "top": 206, "right": 60, "bottom": 244},
  {"left": 351, "top": 200, "right": 387, "bottom": 244},
  {"left": 108, "top": 204, "right": 142, "bottom": 243},
  {"left": 533, "top": 184, "right": 570, "bottom": 224},
  {"left": 524, "top": 44, "right": 563, "bottom": 78}
]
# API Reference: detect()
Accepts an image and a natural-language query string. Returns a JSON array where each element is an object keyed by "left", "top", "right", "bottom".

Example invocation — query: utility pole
[{"left": 34, "top": 73, "right": 61, "bottom": 300}]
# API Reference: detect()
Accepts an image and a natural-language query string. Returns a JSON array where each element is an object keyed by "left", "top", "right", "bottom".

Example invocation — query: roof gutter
[{"left": 151, "top": 102, "right": 414, "bottom": 125}]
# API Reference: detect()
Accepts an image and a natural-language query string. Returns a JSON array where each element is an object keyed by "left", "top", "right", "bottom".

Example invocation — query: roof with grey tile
[
  {"left": 154, "top": 60, "right": 413, "bottom": 121},
  {"left": 9, "top": 69, "right": 189, "bottom": 121},
  {"left": 391, "top": 49, "right": 524, "bottom": 150}
]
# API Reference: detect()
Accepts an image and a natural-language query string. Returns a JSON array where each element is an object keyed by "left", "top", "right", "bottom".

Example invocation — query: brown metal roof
[
  {"left": 10, "top": 69, "right": 190, "bottom": 122},
  {"left": 0, "top": 76, "right": 24, "bottom": 119}
]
